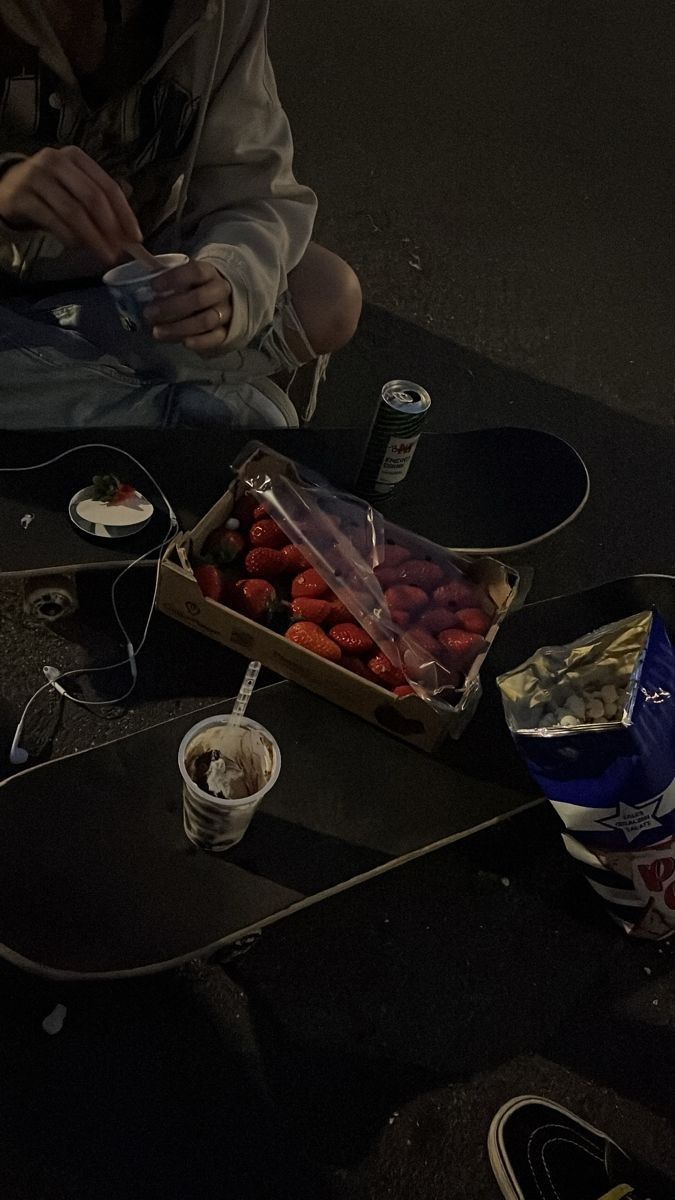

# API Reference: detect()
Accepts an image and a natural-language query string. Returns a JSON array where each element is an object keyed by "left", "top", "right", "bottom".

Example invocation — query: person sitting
[{"left": 0, "top": 0, "right": 362, "bottom": 428}]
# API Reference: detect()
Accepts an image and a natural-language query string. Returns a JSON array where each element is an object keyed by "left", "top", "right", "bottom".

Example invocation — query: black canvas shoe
[{"left": 488, "top": 1096, "right": 674, "bottom": 1200}]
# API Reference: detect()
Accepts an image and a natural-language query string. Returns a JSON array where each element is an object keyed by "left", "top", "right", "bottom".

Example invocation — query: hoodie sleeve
[
  {"left": 0, "top": 153, "right": 35, "bottom": 264},
  {"left": 179, "top": 0, "right": 317, "bottom": 350}
]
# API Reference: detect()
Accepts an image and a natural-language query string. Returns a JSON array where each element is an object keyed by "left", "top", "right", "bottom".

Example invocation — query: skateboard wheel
[{"left": 23, "top": 575, "right": 78, "bottom": 622}]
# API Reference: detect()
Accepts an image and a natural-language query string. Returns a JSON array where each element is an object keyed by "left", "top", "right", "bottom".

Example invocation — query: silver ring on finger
[{"left": 213, "top": 306, "right": 225, "bottom": 325}]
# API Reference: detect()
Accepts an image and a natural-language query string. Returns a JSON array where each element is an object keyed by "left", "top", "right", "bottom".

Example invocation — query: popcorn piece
[
  {"left": 565, "top": 694, "right": 586, "bottom": 719},
  {"left": 586, "top": 698, "right": 605, "bottom": 722},
  {"left": 529, "top": 669, "right": 630, "bottom": 734}
]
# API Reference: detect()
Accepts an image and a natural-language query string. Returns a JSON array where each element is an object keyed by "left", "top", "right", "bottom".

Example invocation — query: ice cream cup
[
  {"left": 178, "top": 714, "right": 281, "bottom": 852},
  {"left": 103, "top": 252, "right": 189, "bottom": 332}
]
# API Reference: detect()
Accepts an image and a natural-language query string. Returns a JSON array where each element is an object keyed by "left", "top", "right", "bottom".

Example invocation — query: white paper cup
[
  {"left": 103, "top": 252, "right": 189, "bottom": 332},
  {"left": 178, "top": 715, "right": 281, "bottom": 852}
]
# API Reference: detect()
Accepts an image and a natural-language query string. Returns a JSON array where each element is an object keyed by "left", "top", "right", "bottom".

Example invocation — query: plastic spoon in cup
[
  {"left": 123, "top": 242, "right": 165, "bottom": 272},
  {"left": 231, "top": 661, "right": 261, "bottom": 727}
]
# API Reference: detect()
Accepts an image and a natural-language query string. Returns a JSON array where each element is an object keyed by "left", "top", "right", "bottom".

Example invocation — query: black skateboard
[
  {"left": 0, "top": 427, "right": 589, "bottom": 580},
  {"left": 0, "top": 680, "right": 540, "bottom": 980},
  {"left": 382, "top": 427, "right": 589, "bottom": 554},
  {"left": 0, "top": 574, "right": 670, "bottom": 982},
  {"left": 0, "top": 441, "right": 173, "bottom": 581}
]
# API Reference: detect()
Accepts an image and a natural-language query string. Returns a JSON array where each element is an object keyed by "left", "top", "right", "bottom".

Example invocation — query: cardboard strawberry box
[{"left": 157, "top": 446, "right": 520, "bottom": 752}]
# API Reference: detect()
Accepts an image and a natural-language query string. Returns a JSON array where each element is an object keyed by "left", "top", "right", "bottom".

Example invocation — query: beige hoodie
[{"left": 0, "top": 0, "right": 318, "bottom": 349}]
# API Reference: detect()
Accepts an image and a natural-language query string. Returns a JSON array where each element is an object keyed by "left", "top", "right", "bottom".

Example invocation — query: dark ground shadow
[
  {"left": 230, "top": 805, "right": 675, "bottom": 1193},
  {"left": 0, "top": 961, "right": 336, "bottom": 1200},
  {"left": 0, "top": 795, "right": 672, "bottom": 1197}
]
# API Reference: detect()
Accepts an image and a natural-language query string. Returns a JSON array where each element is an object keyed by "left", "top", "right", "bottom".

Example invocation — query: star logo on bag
[{"left": 599, "top": 799, "right": 663, "bottom": 844}]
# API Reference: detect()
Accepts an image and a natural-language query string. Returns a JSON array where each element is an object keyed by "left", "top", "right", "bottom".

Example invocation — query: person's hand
[
  {"left": 144, "top": 260, "right": 233, "bottom": 355},
  {"left": 0, "top": 145, "right": 142, "bottom": 265}
]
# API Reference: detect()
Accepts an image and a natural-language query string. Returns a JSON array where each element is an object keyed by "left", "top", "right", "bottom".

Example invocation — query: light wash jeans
[{"left": 0, "top": 279, "right": 320, "bottom": 429}]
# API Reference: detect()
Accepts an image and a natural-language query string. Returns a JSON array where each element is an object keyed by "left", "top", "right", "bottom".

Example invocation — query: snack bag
[{"left": 498, "top": 610, "right": 675, "bottom": 939}]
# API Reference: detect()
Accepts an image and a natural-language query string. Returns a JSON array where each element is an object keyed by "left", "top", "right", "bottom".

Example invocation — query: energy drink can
[{"left": 357, "top": 380, "right": 431, "bottom": 498}]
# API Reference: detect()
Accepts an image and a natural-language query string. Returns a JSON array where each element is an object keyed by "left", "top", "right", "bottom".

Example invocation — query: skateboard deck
[
  {"left": 0, "top": 680, "right": 540, "bottom": 980},
  {"left": 492, "top": 573, "right": 675, "bottom": 663},
  {"left": 0, "top": 427, "right": 589, "bottom": 578},
  {"left": 0, "top": 430, "right": 363, "bottom": 578},
  {"left": 0, "top": 574, "right": 670, "bottom": 981},
  {"left": 0, "top": 442, "right": 172, "bottom": 579},
  {"left": 383, "top": 427, "right": 589, "bottom": 554}
]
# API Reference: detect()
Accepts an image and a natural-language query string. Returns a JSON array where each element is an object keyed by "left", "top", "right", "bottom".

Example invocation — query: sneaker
[{"left": 488, "top": 1095, "right": 673, "bottom": 1200}]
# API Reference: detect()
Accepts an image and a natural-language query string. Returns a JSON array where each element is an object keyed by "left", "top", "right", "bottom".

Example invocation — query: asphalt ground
[{"left": 269, "top": 0, "right": 673, "bottom": 427}]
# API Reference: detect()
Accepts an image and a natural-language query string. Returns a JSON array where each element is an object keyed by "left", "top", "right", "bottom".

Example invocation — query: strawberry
[
  {"left": 326, "top": 594, "right": 352, "bottom": 623},
  {"left": 204, "top": 524, "right": 245, "bottom": 564},
  {"left": 455, "top": 607, "right": 492, "bottom": 636},
  {"left": 329, "top": 622, "right": 375, "bottom": 656},
  {"left": 244, "top": 547, "right": 286, "bottom": 578},
  {"left": 252, "top": 503, "right": 269, "bottom": 520},
  {"left": 291, "top": 568, "right": 330, "bottom": 598},
  {"left": 420, "top": 607, "right": 459, "bottom": 634},
  {"left": 384, "top": 584, "right": 428, "bottom": 614},
  {"left": 194, "top": 564, "right": 226, "bottom": 602},
  {"left": 341, "top": 654, "right": 378, "bottom": 682},
  {"left": 249, "top": 518, "right": 288, "bottom": 549},
  {"left": 324, "top": 595, "right": 348, "bottom": 624},
  {"left": 281, "top": 544, "right": 312, "bottom": 574},
  {"left": 289, "top": 597, "right": 333, "bottom": 624},
  {"left": 373, "top": 565, "right": 399, "bottom": 589},
  {"left": 286, "top": 621, "right": 342, "bottom": 662},
  {"left": 367, "top": 652, "right": 406, "bottom": 688},
  {"left": 235, "top": 578, "right": 276, "bottom": 622},
  {"left": 382, "top": 544, "right": 411, "bottom": 568},
  {"left": 390, "top": 608, "right": 411, "bottom": 629},
  {"left": 92, "top": 473, "right": 137, "bottom": 506},
  {"left": 394, "top": 685, "right": 416, "bottom": 698},
  {"left": 437, "top": 627, "right": 486, "bottom": 671},
  {"left": 396, "top": 559, "right": 445, "bottom": 591},
  {"left": 432, "top": 579, "right": 485, "bottom": 610},
  {"left": 406, "top": 626, "right": 440, "bottom": 657}
]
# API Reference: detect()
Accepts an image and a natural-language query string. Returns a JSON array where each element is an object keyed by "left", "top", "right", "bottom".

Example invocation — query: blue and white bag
[{"left": 498, "top": 610, "right": 675, "bottom": 939}]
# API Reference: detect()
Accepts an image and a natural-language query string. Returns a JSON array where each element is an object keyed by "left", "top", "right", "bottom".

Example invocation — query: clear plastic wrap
[{"left": 233, "top": 442, "right": 520, "bottom": 733}]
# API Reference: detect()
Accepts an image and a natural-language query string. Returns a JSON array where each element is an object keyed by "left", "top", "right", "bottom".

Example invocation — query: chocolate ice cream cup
[{"left": 178, "top": 715, "right": 280, "bottom": 852}]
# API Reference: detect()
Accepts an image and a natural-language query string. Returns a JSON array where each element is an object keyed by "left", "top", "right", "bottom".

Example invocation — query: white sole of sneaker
[{"left": 487, "top": 1094, "right": 623, "bottom": 1200}]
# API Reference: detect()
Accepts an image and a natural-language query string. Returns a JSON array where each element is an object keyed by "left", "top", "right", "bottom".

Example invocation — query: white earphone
[{"left": 1, "top": 443, "right": 178, "bottom": 765}]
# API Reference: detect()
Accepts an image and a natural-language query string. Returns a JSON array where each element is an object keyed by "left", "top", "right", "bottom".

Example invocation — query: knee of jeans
[
  {"left": 166, "top": 383, "right": 235, "bottom": 427},
  {"left": 167, "top": 381, "right": 292, "bottom": 428}
]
